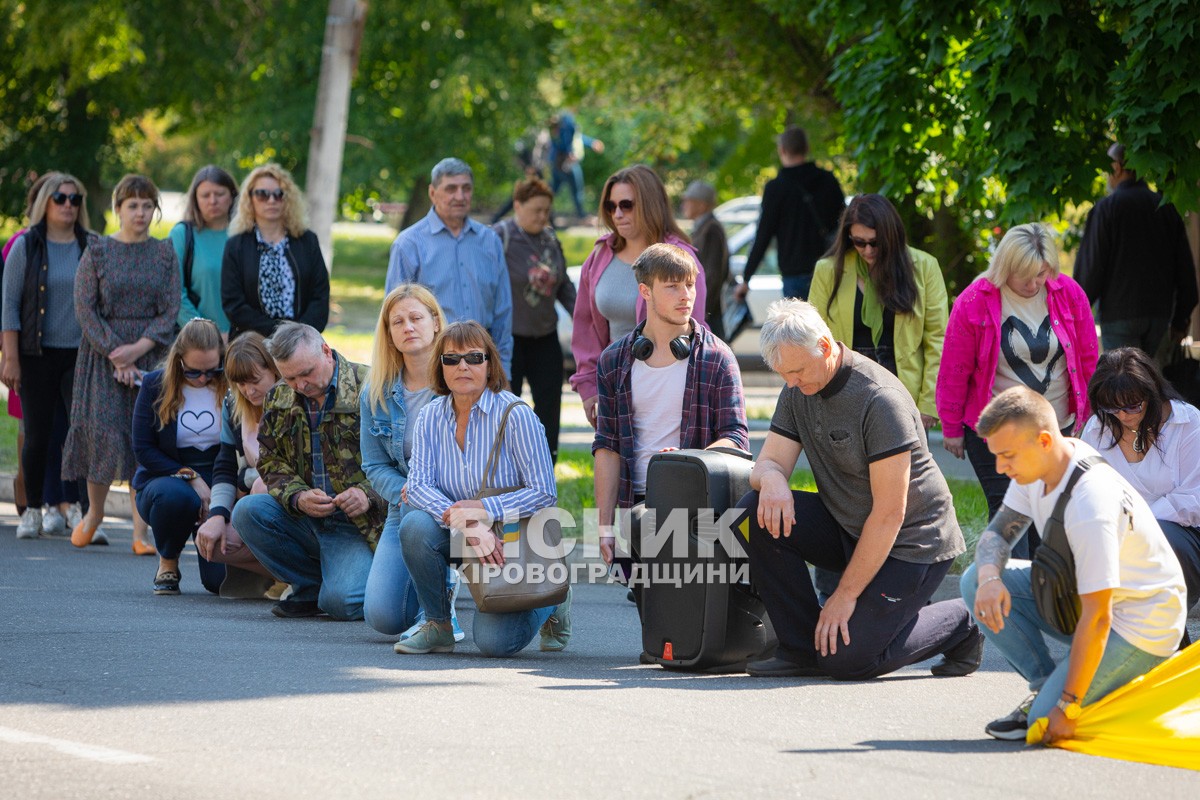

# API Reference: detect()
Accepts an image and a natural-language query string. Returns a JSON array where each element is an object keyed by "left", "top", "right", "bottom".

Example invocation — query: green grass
[
  {"left": 553, "top": 451, "right": 990, "bottom": 571},
  {"left": 0, "top": 411, "right": 18, "bottom": 474}
]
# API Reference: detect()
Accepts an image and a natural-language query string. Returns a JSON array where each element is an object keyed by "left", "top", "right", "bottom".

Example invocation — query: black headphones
[{"left": 631, "top": 319, "right": 694, "bottom": 362}]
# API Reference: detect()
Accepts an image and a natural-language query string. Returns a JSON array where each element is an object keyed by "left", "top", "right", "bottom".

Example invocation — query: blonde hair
[
  {"left": 976, "top": 386, "right": 1059, "bottom": 439},
  {"left": 29, "top": 172, "right": 92, "bottom": 230},
  {"left": 225, "top": 331, "right": 279, "bottom": 425},
  {"left": 982, "top": 223, "right": 1060, "bottom": 287},
  {"left": 155, "top": 319, "right": 227, "bottom": 429},
  {"left": 365, "top": 284, "right": 445, "bottom": 412},
  {"left": 229, "top": 163, "right": 308, "bottom": 238}
]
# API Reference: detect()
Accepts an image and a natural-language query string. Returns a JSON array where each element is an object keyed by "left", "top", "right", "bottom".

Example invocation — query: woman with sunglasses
[
  {"left": 221, "top": 163, "right": 329, "bottom": 341},
  {"left": 131, "top": 319, "right": 230, "bottom": 595},
  {"left": 2, "top": 173, "right": 92, "bottom": 540},
  {"left": 493, "top": 177, "right": 576, "bottom": 461},
  {"left": 64, "top": 174, "right": 179, "bottom": 554},
  {"left": 1080, "top": 347, "right": 1200, "bottom": 640},
  {"left": 570, "top": 164, "right": 706, "bottom": 427},
  {"left": 169, "top": 165, "right": 239, "bottom": 335},
  {"left": 395, "top": 321, "right": 569, "bottom": 657},
  {"left": 360, "top": 285, "right": 462, "bottom": 641},
  {"left": 810, "top": 194, "right": 948, "bottom": 430},
  {"left": 193, "top": 332, "right": 279, "bottom": 596},
  {"left": 936, "top": 223, "right": 1097, "bottom": 558}
]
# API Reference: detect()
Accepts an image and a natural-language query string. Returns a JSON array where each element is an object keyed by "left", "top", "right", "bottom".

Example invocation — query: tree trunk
[
  {"left": 305, "top": 0, "right": 369, "bottom": 273},
  {"left": 400, "top": 177, "right": 431, "bottom": 231}
]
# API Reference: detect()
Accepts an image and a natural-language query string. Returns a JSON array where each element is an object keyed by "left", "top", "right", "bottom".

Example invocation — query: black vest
[{"left": 18, "top": 222, "right": 92, "bottom": 356}]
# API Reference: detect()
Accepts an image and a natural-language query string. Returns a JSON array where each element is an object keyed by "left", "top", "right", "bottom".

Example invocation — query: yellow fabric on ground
[{"left": 1026, "top": 641, "right": 1200, "bottom": 771}]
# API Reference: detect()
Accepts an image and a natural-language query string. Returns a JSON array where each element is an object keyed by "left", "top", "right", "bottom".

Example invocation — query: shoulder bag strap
[
  {"left": 1044, "top": 455, "right": 1106, "bottom": 540},
  {"left": 480, "top": 400, "right": 528, "bottom": 491}
]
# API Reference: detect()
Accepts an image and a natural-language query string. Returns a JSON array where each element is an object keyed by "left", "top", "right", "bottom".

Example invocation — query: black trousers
[
  {"left": 511, "top": 331, "right": 564, "bottom": 463},
  {"left": 18, "top": 347, "right": 83, "bottom": 508},
  {"left": 738, "top": 489, "right": 973, "bottom": 680}
]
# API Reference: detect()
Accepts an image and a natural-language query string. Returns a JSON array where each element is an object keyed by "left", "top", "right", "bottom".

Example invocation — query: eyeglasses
[
  {"left": 1101, "top": 401, "right": 1144, "bottom": 416},
  {"left": 603, "top": 199, "right": 635, "bottom": 214},
  {"left": 849, "top": 236, "right": 878, "bottom": 250},
  {"left": 180, "top": 364, "right": 224, "bottom": 380},
  {"left": 252, "top": 188, "right": 286, "bottom": 202},
  {"left": 51, "top": 192, "right": 84, "bottom": 207},
  {"left": 440, "top": 351, "right": 488, "bottom": 366}
]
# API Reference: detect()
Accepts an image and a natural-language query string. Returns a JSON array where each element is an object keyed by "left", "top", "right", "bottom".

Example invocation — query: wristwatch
[
  {"left": 1055, "top": 697, "right": 1083, "bottom": 720},
  {"left": 173, "top": 468, "right": 199, "bottom": 480}
]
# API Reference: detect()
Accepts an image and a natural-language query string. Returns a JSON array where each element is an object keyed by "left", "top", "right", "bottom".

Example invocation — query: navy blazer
[{"left": 131, "top": 370, "right": 221, "bottom": 491}]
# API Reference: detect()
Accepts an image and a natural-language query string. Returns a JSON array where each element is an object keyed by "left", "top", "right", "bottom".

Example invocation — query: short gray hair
[
  {"left": 430, "top": 157, "right": 473, "bottom": 188},
  {"left": 759, "top": 299, "right": 832, "bottom": 369},
  {"left": 266, "top": 322, "right": 325, "bottom": 362}
]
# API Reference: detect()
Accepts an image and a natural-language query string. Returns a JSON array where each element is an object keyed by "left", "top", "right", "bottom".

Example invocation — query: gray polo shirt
[{"left": 769, "top": 345, "right": 964, "bottom": 564}]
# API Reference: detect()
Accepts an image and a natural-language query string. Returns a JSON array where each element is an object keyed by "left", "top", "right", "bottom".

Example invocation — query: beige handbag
[{"left": 461, "top": 400, "right": 569, "bottom": 614}]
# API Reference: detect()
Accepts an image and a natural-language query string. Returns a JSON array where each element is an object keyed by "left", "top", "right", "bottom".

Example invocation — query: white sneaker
[
  {"left": 16, "top": 508, "right": 42, "bottom": 539},
  {"left": 66, "top": 503, "right": 83, "bottom": 530},
  {"left": 41, "top": 506, "right": 67, "bottom": 536}
]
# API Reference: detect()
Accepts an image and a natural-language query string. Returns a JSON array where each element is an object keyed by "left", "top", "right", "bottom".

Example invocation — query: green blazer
[{"left": 809, "top": 247, "right": 947, "bottom": 418}]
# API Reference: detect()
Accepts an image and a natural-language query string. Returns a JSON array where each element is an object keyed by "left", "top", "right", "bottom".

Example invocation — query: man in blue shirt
[{"left": 386, "top": 158, "right": 513, "bottom": 375}]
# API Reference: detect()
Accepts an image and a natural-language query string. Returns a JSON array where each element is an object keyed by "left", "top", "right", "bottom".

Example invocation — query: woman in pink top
[
  {"left": 569, "top": 164, "right": 706, "bottom": 427},
  {"left": 936, "top": 223, "right": 1097, "bottom": 557}
]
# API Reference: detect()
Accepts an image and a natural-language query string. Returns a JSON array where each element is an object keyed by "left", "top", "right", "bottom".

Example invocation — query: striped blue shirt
[
  {"left": 385, "top": 208, "right": 513, "bottom": 376},
  {"left": 406, "top": 388, "right": 556, "bottom": 528}
]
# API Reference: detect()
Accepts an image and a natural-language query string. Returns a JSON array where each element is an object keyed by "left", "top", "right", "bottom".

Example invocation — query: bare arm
[
  {"left": 1044, "top": 589, "right": 1114, "bottom": 744},
  {"left": 749, "top": 431, "right": 803, "bottom": 538},
  {"left": 816, "top": 450, "right": 910, "bottom": 655},
  {"left": 594, "top": 448, "right": 621, "bottom": 564},
  {"left": 972, "top": 504, "right": 1033, "bottom": 633}
]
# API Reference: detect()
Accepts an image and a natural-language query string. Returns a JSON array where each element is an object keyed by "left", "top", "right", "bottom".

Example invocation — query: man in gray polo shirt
[{"left": 736, "top": 299, "right": 982, "bottom": 679}]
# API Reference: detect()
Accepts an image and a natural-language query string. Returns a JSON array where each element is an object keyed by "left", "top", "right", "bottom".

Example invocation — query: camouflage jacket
[{"left": 258, "top": 351, "right": 386, "bottom": 546}]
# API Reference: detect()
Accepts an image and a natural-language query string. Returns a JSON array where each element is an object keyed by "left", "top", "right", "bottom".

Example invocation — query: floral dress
[{"left": 62, "top": 236, "right": 180, "bottom": 484}]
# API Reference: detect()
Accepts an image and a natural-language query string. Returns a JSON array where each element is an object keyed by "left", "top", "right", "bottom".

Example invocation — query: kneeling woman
[
  {"left": 396, "top": 321, "right": 570, "bottom": 656},
  {"left": 132, "top": 319, "right": 227, "bottom": 595}
]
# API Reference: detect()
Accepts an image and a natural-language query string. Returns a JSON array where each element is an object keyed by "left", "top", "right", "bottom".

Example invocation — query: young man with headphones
[{"left": 592, "top": 243, "right": 749, "bottom": 580}]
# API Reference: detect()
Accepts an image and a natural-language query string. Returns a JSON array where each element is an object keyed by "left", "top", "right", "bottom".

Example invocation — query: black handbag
[{"left": 1031, "top": 455, "right": 1106, "bottom": 635}]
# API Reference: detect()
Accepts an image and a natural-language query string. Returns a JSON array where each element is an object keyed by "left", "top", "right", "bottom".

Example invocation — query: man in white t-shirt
[
  {"left": 961, "top": 386, "right": 1185, "bottom": 743},
  {"left": 592, "top": 244, "right": 749, "bottom": 590}
]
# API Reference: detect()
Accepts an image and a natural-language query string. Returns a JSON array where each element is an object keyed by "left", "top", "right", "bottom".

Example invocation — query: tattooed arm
[{"left": 972, "top": 505, "right": 1032, "bottom": 634}]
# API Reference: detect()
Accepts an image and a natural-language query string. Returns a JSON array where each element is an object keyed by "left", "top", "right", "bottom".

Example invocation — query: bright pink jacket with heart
[{"left": 936, "top": 273, "right": 1098, "bottom": 439}]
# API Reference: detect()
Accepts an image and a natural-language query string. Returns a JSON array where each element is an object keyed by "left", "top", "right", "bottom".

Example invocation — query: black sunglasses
[
  {"left": 440, "top": 352, "right": 488, "bottom": 366},
  {"left": 849, "top": 236, "right": 878, "bottom": 250},
  {"left": 181, "top": 363, "right": 224, "bottom": 380},
  {"left": 51, "top": 192, "right": 84, "bottom": 207},
  {"left": 1101, "top": 401, "right": 1144, "bottom": 416},
  {"left": 603, "top": 199, "right": 635, "bottom": 214},
  {"left": 252, "top": 188, "right": 286, "bottom": 202}
]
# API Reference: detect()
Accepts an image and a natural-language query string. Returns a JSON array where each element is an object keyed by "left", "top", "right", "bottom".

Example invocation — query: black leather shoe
[
  {"left": 931, "top": 625, "right": 985, "bottom": 677},
  {"left": 271, "top": 598, "right": 322, "bottom": 618},
  {"left": 746, "top": 656, "right": 825, "bottom": 678},
  {"left": 152, "top": 570, "right": 181, "bottom": 596}
]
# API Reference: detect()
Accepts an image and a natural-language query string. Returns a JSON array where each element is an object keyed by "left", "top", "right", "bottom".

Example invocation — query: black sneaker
[
  {"left": 931, "top": 625, "right": 985, "bottom": 677},
  {"left": 746, "top": 656, "right": 825, "bottom": 678},
  {"left": 984, "top": 694, "right": 1036, "bottom": 740},
  {"left": 271, "top": 598, "right": 322, "bottom": 618}
]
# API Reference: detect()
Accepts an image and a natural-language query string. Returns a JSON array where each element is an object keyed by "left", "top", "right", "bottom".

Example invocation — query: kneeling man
[
  {"left": 233, "top": 322, "right": 386, "bottom": 619},
  {"left": 962, "top": 386, "right": 1185, "bottom": 742},
  {"left": 738, "top": 299, "right": 980, "bottom": 679}
]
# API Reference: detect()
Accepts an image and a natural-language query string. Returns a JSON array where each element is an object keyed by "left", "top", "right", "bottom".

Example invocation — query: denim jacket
[{"left": 359, "top": 376, "right": 410, "bottom": 507}]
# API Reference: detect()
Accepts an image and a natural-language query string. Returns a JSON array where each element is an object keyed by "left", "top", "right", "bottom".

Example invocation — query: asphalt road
[{"left": 2, "top": 504, "right": 1198, "bottom": 799}]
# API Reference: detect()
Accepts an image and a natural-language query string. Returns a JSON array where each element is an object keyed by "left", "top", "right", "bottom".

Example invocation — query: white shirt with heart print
[
  {"left": 178, "top": 384, "right": 222, "bottom": 450},
  {"left": 993, "top": 285, "right": 1073, "bottom": 428}
]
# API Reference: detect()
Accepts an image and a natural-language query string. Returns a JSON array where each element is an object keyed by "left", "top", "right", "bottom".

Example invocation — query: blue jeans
[
  {"left": 782, "top": 273, "right": 812, "bottom": 301},
  {"left": 233, "top": 493, "right": 373, "bottom": 621},
  {"left": 1100, "top": 316, "right": 1169, "bottom": 355},
  {"left": 960, "top": 563, "right": 1169, "bottom": 720},
  {"left": 398, "top": 509, "right": 554, "bottom": 657},
  {"left": 551, "top": 162, "right": 586, "bottom": 217},
  {"left": 136, "top": 472, "right": 224, "bottom": 594},
  {"left": 363, "top": 504, "right": 421, "bottom": 635}
]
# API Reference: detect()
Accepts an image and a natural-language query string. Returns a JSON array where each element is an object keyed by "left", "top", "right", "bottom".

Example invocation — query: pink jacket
[
  {"left": 569, "top": 233, "right": 706, "bottom": 401},
  {"left": 936, "top": 274, "right": 1098, "bottom": 439}
]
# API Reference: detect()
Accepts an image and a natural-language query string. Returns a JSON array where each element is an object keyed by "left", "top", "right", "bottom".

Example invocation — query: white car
[{"left": 556, "top": 196, "right": 780, "bottom": 364}]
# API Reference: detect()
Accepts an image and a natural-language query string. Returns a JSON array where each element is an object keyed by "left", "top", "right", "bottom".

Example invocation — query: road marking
[{"left": 0, "top": 725, "right": 153, "bottom": 764}]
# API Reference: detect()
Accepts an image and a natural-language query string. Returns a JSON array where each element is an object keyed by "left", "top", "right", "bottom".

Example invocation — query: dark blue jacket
[{"left": 131, "top": 369, "right": 220, "bottom": 491}]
